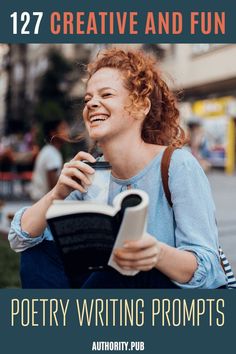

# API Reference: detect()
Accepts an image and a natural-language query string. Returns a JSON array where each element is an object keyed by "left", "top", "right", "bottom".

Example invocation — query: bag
[{"left": 161, "top": 146, "right": 236, "bottom": 289}]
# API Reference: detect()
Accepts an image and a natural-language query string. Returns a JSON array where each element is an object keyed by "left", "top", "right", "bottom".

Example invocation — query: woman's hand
[
  {"left": 52, "top": 151, "right": 96, "bottom": 200},
  {"left": 113, "top": 233, "right": 161, "bottom": 272}
]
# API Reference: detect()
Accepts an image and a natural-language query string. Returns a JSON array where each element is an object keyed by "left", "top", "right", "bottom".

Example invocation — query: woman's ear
[
  {"left": 132, "top": 98, "right": 151, "bottom": 121},
  {"left": 143, "top": 98, "right": 151, "bottom": 116}
]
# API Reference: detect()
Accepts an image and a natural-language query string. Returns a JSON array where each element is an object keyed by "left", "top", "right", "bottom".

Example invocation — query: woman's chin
[{"left": 88, "top": 128, "right": 108, "bottom": 142}]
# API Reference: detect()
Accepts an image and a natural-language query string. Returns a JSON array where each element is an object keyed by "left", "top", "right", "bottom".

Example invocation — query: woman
[{"left": 9, "top": 48, "right": 227, "bottom": 289}]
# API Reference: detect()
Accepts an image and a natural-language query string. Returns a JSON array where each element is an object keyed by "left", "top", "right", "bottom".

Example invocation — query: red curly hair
[{"left": 86, "top": 48, "right": 186, "bottom": 147}]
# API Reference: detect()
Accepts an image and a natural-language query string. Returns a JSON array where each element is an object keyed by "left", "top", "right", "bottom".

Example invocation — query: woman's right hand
[{"left": 52, "top": 151, "right": 96, "bottom": 200}]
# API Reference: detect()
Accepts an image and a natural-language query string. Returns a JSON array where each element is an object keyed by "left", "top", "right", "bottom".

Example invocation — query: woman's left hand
[{"left": 113, "top": 233, "right": 161, "bottom": 272}]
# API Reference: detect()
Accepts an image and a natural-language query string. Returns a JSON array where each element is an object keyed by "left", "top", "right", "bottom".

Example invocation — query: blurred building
[
  {"left": 4, "top": 44, "right": 93, "bottom": 134},
  {"left": 0, "top": 44, "right": 9, "bottom": 136},
  {"left": 160, "top": 44, "right": 236, "bottom": 173}
]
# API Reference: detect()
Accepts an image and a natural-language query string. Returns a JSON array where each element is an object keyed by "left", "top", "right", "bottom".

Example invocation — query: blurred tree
[
  {"left": 37, "top": 49, "right": 72, "bottom": 106},
  {"left": 34, "top": 47, "right": 90, "bottom": 158},
  {"left": 35, "top": 48, "right": 74, "bottom": 147}
]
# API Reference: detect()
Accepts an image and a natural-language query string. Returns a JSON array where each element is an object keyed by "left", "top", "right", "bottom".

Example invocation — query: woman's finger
[
  {"left": 65, "top": 160, "right": 95, "bottom": 175},
  {"left": 63, "top": 167, "right": 92, "bottom": 186},
  {"left": 72, "top": 151, "right": 96, "bottom": 163},
  {"left": 114, "top": 255, "right": 158, "bottom": 269},
  {"left": 123, "top": 234, "right": 157, "bottom": 250},
  {"left": 59, "top": 175, "right": 87, "bottom": 193},
  {"left": 114, "top": 245, "right": 158, "bottom": 261}
]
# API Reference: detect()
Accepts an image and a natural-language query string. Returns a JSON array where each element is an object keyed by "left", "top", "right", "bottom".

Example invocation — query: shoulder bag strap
[{"left": 161, "top": 146, "right": 177, "bottom": 207}]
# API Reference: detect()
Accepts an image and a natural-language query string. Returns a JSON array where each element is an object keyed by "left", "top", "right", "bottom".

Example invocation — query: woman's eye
[
  {"left": 102, "top": 93, "right": 112, "bottom": 98},
  {"left": 84, "top": 98, "right": 90, "bottom": 103}
]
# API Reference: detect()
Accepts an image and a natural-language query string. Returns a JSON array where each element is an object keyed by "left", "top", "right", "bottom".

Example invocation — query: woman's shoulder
[
  {"left": 171, "top": 147, "right": 200, "bottom": 167},
  {"left": 169, "top": 147, "right": 205, "bottom": 178},
  {"left": 168, "top": 147, "right": 214, "bottom": 208}
]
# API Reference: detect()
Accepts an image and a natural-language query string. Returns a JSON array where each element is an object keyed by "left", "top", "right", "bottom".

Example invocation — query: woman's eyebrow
[{"left": 85, "top": 87, "right": 117, "bottom": 96}]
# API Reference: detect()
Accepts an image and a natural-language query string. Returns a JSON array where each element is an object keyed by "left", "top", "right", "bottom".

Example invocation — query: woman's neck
[{"left": 100, "top": 137, "right": 165, "bottom": 179}]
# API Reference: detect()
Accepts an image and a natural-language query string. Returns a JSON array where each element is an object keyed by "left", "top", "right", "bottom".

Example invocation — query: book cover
[
  {"left": 0, "top": 1, "right": 236, "bottom": 354},
  {"left": 46, "top": 189, "right": 148, "bottom": 276}
]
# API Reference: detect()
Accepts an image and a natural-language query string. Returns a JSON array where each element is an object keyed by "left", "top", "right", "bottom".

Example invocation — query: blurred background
[{"left": 0, "top": 43, "right": 236, "bottom": 287}]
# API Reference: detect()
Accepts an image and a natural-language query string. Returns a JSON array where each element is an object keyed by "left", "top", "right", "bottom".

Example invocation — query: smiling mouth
[{"left": 89, "top": 114, "right": 109, "bottom": 123}]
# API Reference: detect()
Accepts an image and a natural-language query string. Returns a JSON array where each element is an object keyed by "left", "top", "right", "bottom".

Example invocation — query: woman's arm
[
  {"left": 113, "top": 234, "right": 197, "bottom": 283},
  {"left": 21, "top": 189, "right": 58, "bottom": 237},
  {"left": 21, "top": 151, "right": 96, "bottom": 237},
  {"left": 114, "top": 150, "right": 225, "bottom": 287},
  {"left": 156, "top": 242, "right": 198, "bottom": 283}
]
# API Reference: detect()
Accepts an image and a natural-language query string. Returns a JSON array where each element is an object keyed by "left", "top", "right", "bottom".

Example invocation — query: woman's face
[{"left": 83, "top": 67, "right": 139, "bottom": 143}]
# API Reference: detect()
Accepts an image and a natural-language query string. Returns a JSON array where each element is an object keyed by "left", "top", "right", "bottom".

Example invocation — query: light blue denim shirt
[{"left": 9, "top": 149, "right": 227, "bottom": 289}]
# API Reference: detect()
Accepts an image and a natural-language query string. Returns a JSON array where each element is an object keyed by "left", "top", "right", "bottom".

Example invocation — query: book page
[{"left": 108, "top": 191, "right": 149, "bottom": 275}]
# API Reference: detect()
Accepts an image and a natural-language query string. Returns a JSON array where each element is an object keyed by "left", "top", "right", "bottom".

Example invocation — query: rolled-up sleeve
[
  {"left": 169, "top": 150, "right": 227, "bottom": 288},
  {"left": 8, "top": 207, "right": 53, "bottom": 252},
  {"left": 8, "top": 190, "right": 82, "bottom": 253}
]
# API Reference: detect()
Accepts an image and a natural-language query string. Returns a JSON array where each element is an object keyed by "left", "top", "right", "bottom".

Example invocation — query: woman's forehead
[{"left": 87, "top": 67, "right": 124, "bottom": 88}]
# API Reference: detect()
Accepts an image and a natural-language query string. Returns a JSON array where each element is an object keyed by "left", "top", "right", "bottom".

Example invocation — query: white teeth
[{"left": 90, "top": 115, "right": 108, "bottom": 122}]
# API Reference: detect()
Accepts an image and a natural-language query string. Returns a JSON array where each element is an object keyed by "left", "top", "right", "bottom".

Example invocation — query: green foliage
[
  {"left": 36, "top": 101, "right": 65, "bottom": 123},
  {"left": 0, "top": 237, "right": 20, "bottom": 288},
  {"left": 35, "top": 48, "right": 74, "bottom": 144},
  {"left": 36, "top": 101, "right": 66, "bottom": 146},
  {"left": 38, "top": 49, "right": 72, "bottom": 103}
]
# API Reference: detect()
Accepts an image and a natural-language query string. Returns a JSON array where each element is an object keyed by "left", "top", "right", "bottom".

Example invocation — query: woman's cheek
[{"left": 82, "top": 107, "right": 88, "bottom": 121}]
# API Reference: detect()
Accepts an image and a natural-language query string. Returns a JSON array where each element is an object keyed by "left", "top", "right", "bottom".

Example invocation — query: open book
[{"left": 46, "top": 189, "right": 149, "bottom": 277}]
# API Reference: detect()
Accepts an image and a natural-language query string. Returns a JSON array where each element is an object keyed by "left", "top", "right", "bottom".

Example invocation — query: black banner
[
  {"left": 0, "top": 289, "right": 235, "bottom": 354},
  {"left": 0, "top": 0, "right": 235, "bottom": 43}
]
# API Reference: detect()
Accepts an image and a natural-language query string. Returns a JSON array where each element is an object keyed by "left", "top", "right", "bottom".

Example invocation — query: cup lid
[{"left": 85, "top": 161, "right": 112, "bottom": 169}]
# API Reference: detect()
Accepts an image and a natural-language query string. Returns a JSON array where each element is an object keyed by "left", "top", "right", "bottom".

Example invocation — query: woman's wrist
[
  {"left": 155, "top": 241, "right": 165, "bottom": 267},
  {"left": 155, "top": 242, "right": 197, "bottom": 283},
  {"left": 49, "top": 186, "right": 64, "bottom": 201}
]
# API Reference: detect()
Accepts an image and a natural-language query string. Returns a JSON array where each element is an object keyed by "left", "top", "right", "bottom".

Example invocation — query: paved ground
[{"left": 208, "top": 171, "right": 236, "bottom": 273}]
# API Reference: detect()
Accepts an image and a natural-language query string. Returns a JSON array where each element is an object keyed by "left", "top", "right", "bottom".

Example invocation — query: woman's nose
[{"left": 87, "top": 97, "right": 101, "bottom": 108}]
